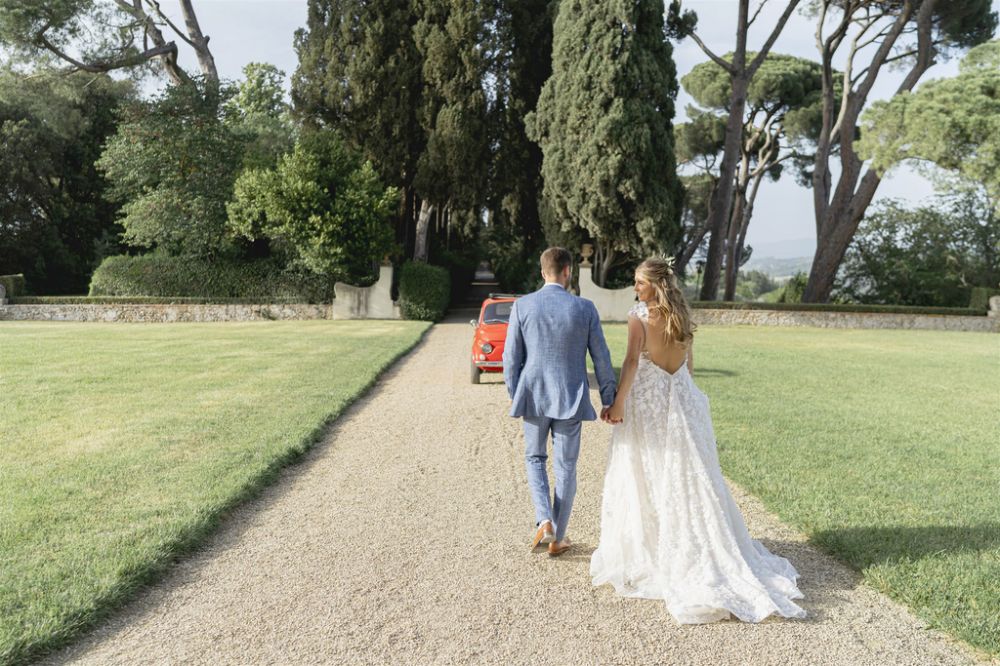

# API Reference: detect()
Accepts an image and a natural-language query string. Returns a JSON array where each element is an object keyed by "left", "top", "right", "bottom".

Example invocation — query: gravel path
[{"left": 47, "top": 318, "right": 988, "bottom": 666}]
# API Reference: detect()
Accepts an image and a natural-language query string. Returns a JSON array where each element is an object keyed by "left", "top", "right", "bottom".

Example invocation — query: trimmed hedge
[
  {"left": 89, "top": 255, "right": 334, "bottom": 303},
  {"left": 969, "top": 287, "right": 1000, "bottom": 312},
  {"left": 398, "top": 261, "right": 450, "bottom": 321},
  {"left": 690, "top": 301, "right": 985, "bottom": 317},
  {"left": 0, "top": 274, "right": 27, "bottom": 298}
]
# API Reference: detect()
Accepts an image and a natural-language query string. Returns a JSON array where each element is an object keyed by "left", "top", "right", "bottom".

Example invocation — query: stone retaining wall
[
  {"left": 1, "top": 302, "right": 997, "bottom": 331},
  {"left": 0, "top": 303, "right": 330, "bottom": 323},
  {"left": 690, "top": 308, "right": 999, "bottom": 332}
]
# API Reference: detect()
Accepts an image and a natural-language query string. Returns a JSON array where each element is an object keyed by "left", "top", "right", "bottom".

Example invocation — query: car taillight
[{"left": 481, "top": 342, "right": 494, "bottom": 354}]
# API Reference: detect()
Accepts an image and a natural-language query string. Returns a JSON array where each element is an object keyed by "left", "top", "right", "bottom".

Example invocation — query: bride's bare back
[{"left": 641, "top": 311, "right": 691, "bottom": 375}]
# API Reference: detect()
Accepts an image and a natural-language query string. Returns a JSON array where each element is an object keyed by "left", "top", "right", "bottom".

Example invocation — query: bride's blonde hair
[{"left": 637, "top": 256, "right": 696, "bottom": 346}]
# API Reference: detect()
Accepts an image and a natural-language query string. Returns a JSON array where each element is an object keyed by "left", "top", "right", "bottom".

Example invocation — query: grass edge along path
[{"left": 0, "top": 321, "right": 431, "bottom": 666}]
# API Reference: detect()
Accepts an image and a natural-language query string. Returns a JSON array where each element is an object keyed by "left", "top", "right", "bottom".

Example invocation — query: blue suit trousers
[{"left": 523, "top": 416, "right": 581, "bottom": 542}]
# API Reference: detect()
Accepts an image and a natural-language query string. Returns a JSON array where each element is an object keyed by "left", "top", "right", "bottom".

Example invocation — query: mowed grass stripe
[
  {"left": 0, "top": 320, "right": 430, "bottom": 666},
  {"left": 603, "top": 325, "right": 999, "bottom": 658}
]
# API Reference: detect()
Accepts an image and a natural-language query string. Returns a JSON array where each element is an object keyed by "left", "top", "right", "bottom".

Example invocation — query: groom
[{"left": 502, "top": 247, "right": 617, "bottom": 557}]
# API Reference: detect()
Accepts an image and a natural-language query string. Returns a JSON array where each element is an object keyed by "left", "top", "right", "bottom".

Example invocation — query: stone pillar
[
  {"left": 332, "top": 264, "right": 401, "bottom": 320},
  {"left": 577, "top": 245, "right": 635, "bottom": 321}
]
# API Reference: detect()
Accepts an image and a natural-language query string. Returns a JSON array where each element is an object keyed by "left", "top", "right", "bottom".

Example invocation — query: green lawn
[
  {"left": 0, "top": 320, "right": 429, "bottom": 666},
  {"left": 604, "top": 325, "right": 1000, "bottom": 658}
]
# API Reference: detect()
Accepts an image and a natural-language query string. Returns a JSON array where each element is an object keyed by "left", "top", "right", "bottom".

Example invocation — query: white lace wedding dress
[{"left": 590, "top": 302, "right": 806, "bottom": 624}]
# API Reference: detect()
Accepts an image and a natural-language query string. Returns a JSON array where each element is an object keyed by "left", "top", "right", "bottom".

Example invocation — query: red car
[{"left": 469, "top": 294, "right": 519, "bottom": 384}]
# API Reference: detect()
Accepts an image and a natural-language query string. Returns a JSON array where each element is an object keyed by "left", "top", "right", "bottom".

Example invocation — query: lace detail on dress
[
  {"left": 590, "top": 333, "right": 806, "bottom": 624},
  {"left": 628, "top": 300, "right": 648, "bottom": 322}
]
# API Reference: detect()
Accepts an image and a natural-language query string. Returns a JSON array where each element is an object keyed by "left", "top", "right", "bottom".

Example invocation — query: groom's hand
[{"left": 600, "top": 406, "right": 612, "bottom": 423}]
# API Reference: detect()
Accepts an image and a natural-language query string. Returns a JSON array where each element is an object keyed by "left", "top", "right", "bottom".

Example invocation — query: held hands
[{"left": 601, "top": 402, "right": 624, "bottom": 425}]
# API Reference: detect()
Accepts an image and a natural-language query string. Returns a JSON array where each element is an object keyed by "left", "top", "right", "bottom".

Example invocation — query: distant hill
[{"left": 743, "top": 255, "right": 813, "bottom": 280}]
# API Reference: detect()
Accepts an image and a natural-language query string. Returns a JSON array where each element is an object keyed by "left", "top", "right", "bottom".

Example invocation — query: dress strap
[{"left": 628, "top": 301, "right": 648, "bottom": 353}]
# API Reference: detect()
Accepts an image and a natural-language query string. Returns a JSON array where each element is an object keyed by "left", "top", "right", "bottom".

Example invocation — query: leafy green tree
[
  {"left": 97, "top": 80, "right": 247, "bottom": 257},
  {"left": 528, "top": 0, "right": 684, "bottom": 286},
  {"left": 736, "top": 269, "right": 778, "bottom": 301},
  {"left": 777, "top": 271, "right": 807, "bottom": 303},
  {"left": 801, "top": 0, "right": 997, "bottom": 303},
  {"left": 682, "top": 52, "right": 826, "bottom": 300},
  {"left": 836, "top": 195, "right": 1000, "bottom": 307},
  {"left": 292, "top": 0, "right": 425, "bottom": 255},
  {"left": 0, "top": 0, "right": 217, "bottom": 91},
  {"left": 225, "top": 62, "right": 296, "bottom": 171},
  {"left": 859, "top": 40, "right": 1000, "bottom": 208},
  {"left": 0, "top": 69, "right": 134, "bottom": 294},
  {"left": 227, "top": 131, "right": 398, "bottom": 283}
]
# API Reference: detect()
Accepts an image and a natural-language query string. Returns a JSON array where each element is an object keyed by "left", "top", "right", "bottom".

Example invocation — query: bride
[{"left": 590, "top": 257, "right": 806, "bottom": 624}]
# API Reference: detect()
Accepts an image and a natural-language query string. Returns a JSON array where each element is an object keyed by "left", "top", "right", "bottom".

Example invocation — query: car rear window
[{"left": 482, "top": 302, "right": 512, "bottom": 324}]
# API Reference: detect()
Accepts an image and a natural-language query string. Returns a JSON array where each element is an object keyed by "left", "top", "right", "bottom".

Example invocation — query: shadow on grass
[
  {"left": 810, "top": 523, "right": 1000, "bottom": 569},
  {"left": 690, "top": 366, "right": 738, "bottom": 377}
]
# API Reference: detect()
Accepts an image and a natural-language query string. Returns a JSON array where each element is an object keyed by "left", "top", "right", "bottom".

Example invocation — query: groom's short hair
[{"left": 540, "top": 247, "right": 572, "bottom": 277}]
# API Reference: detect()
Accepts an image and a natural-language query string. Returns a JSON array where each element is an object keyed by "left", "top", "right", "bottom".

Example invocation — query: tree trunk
[
  {"left": 699, "top": 72, "right": 749, "bottom": 301},
  {"left": 803, "top": 0, "right": 937, "bottom": 302},
  {"left": 593, "top": 241, "right": 617, "bottom": 287},
  {"left": 675, "top": 222, "right": 710, "bottom": 277},
  {"left": 723, "top": 153, "right": 751, "bottom": 301},
  {"left": 804, "top": 169, "right": 881, "bottom": 301},
  {"left": 414, "top": 199, "right": 435, "bottom": 262},
  {"left": 178, "top": 0, "right": 218, "bottom": 86},
  {"left": 722, "top": 194, "right": 744, "bottom": 301},
  {"left": 734, "top": 167, "right": 766, "bottom": 289}
]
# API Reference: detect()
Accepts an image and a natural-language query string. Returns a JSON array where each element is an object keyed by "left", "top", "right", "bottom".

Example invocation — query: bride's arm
[{"left": 608, "top": 317, "right": 644, "bottom": 423}]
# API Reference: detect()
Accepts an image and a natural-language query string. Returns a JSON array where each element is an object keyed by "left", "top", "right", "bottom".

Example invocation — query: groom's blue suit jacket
[{"left": 503, "top": 283, "right": 617, "bottom": 421}]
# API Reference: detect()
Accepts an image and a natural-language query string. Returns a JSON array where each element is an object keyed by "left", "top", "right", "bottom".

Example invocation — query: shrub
[
  {"left": 89, "top": 255, "right": 333, "bottom": 303},
  {"left": 836, "top": 197, "right": 1000, "bottom": 307},
  {"left": 969, "top": 286, "right": 1000, "bottom": 312},
  {"left": 777, "top": 272, "right": 807, "bottom": 303},
  {"left": 398, "top": 261, "right": 450, "bottom": 321},
  {"left": 0, "top": 274, "right": 27, "bottom": 298}
]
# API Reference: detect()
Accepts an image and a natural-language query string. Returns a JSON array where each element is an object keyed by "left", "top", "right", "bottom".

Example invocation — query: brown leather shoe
[
  {"left": 531, "top": 521, "right": 554, "bottom": 549},
  {"left": 548, "top": 537, "right": 571, "bottom": 557}
]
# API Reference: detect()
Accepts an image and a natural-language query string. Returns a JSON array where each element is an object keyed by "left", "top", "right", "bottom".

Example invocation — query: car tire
[{"left": 470, "top": 361, "right": 481, "bottom": 384}]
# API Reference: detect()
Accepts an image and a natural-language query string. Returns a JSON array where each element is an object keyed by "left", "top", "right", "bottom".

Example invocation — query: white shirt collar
[{"left": 542, "top": 282, "right": 566, "bottom": 290}]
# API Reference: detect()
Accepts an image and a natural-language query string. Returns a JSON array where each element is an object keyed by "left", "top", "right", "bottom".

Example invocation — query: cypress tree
[
  {"left": 528, "top": 0, "right": 683, "bottom": 286},
  {"left": 411, "top": 0, "right": 492, "bottom": 261},
  {"left": 486, "top": 0, "right": 555, "bottom": 290}
]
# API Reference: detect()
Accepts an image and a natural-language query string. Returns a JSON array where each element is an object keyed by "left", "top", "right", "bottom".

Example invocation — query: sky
[{"left": 156, "top": 0, "right": 997, "bottom": 258}]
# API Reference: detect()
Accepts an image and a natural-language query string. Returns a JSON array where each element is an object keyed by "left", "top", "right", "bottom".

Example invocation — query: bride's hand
[{"left": 608, "top": 401, "right": 624, "bottom": 424}]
